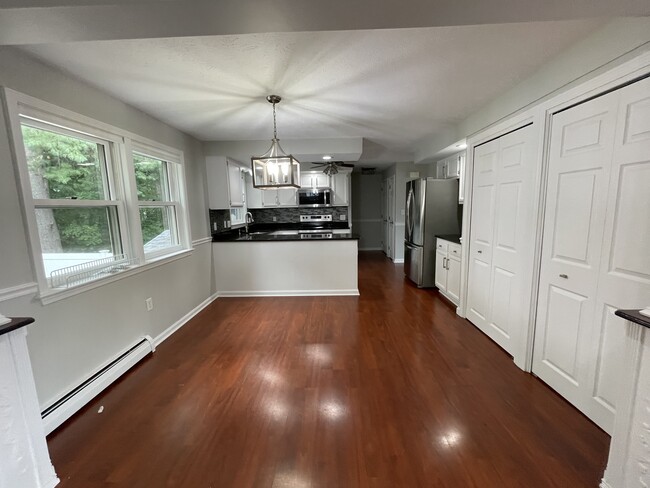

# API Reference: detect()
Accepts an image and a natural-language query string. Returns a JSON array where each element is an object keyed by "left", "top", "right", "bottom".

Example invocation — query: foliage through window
[
  {"left": 21, "top": 122, "right": 123, "bottom": 281},
  {"left": 133, "top": 151, "right": 180, "bottom": 256}
]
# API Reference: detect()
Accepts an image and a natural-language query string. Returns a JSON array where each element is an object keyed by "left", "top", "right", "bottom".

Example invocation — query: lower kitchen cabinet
[{"left": 434, "top": 238, "right": 461, "bottom": 306}]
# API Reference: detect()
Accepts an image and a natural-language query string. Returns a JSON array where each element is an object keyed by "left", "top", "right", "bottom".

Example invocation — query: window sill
[{"left": 38, "top": 248, "right": 194, "bottom": 305}]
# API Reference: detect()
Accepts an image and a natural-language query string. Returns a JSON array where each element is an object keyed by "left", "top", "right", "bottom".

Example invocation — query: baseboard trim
[
  {"left": 42, "top": 337, "right": 154, "bottom": 435},
  {"left": 359, "top": 247, "right": 383, "bottom": 251},
  {"left": 600, "top": 479, "right": 614, "bottom": 488},
  {"left": 0, "top": 282, "right": 38, "bottom": 302},
  {"left": 153, "top": 292, "right": 219, "bottom": 347},
  {"left": 217, "top": 289, "right": 359, "bottom": 297},
  {"left": 393, "top": 259, "right": 404, "bottom": 263}
]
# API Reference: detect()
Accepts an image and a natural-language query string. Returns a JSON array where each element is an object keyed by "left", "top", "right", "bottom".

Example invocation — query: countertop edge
[
  {"left": 0, "top": 317, "right": 35, "bottom": 337},
  {"left": 615, "top": 309, "right": 650, "bottom": 329}
]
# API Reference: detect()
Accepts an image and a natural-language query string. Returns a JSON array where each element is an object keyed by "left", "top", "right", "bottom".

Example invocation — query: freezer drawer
[{"left": 404, "top": 242, "right": 423, "bottom": 286}]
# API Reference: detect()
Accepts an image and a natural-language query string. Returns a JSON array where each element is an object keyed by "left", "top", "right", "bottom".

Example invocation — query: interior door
[
  {"left": 380, "top": 180, "right": 387, "bottom": 253},
  {"left": 466, "top": 124, "right": 536, "bottom": 355},
  {"left": 533, "top": 77, "right": 650, "bottom": 434},
  {"left": 387, "top": 175, "right": 395, "bottom": 260},
  {"left": 466, "top": 139, "right": 498, "bottom": 330}
]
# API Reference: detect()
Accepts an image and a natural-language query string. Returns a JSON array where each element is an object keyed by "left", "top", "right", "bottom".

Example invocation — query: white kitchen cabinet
[
  {"left": 278, "top": 188, "right": 297, "bottom": 206},
  {"left": 206, "top": 156, "right": 247, "bottom": 209},
  {"left": 435, "top": 151, "right": 465, "bottom": 202},
  {"left": 261, "top": 188, "right": 297, "bottom": 207},
  {"left": 228, "top": 161, "right": 245, "bottom": 207},
  {"left": 245, "top": 172, "right": 263, "bottom": 209},
  {"left": 435, "top": 238, "right": 461, "bottom": 306},
  {"left": 300, "top": 171, "right": 330, "bottom": 189},
  {"left": 331, "top": 172, "right": 350, "bottom": 206}
]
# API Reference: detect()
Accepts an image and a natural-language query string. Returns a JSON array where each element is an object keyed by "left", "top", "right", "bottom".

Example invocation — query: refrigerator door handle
[{"left": 406, "top": 187, "right": 415, "bottom": 240}]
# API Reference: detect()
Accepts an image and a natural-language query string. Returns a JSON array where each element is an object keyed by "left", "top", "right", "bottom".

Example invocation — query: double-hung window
[
  {"left": 19, "top": 118, "right": 127, "bottom": 289},
  {"left": 132, "top": 147, "right": 183, "bottom": 259},
  {"left": 5, "top": 89, "right": 191, "bottom": 302}
]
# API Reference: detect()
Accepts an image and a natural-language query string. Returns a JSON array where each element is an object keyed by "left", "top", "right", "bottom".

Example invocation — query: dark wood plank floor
[{"left": 48, "top": 251, "right": 610, "bottom": 487}]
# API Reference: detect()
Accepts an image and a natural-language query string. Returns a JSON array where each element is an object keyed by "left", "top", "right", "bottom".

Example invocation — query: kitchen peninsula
[{"left": 212, "top": 227, "right": 359, "bottom": 296}]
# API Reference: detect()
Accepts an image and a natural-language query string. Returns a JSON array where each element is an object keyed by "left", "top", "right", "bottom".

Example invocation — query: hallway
[{"left": 48, "top": 251, "right": 610, "bottom": 487}]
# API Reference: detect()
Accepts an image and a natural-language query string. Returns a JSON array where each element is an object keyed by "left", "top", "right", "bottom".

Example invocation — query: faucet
[{"left": 245, "top": 212, "right": 254, "bottom": 234}]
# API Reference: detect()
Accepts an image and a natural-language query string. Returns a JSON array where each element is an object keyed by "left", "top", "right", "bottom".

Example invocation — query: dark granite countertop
[
  {"left": 615, "top": 309, "right": 650, "bottom": 329},
  {"left": 435, "top": 234, "right": 462, "bottom": 245},
  {"left": 0, "top": 317, "right": 34, "bottom": 337},
  {"left": 213, "top": 223, "right": 358, "bottom": 242}
]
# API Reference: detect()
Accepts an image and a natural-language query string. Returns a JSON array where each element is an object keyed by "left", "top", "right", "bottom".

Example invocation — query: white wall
[
  {"left": 350, "top": 173, "right": 383, "bottom": 250},
  {"left": 415, "top": 17, "right": 650, "bottom": 161},
  {"left": 0, "top": 46, "right": 213, "bottom": 411}
]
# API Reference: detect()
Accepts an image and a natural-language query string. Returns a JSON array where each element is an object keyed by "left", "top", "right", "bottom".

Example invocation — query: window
[
  {"left": 133, "top": 150, "right": 182, "bottom": 258},
  {"left": 6, "top": 89, "right": 191, "bottom": 301}
]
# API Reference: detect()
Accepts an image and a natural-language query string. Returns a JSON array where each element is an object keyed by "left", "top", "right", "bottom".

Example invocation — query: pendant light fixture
[{"left": 251, "top": 95, "right": 300, "bottom": 189}]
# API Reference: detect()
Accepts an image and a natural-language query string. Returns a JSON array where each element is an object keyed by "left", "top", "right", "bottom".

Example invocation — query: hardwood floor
[{"left": 48, "top": 251, "right": 610, "bottom": 487}]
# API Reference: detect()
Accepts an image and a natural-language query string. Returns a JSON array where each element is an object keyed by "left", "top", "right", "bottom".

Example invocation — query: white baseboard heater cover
[{"left": 41, "top": 336, "right": 154, "bottom": 435}]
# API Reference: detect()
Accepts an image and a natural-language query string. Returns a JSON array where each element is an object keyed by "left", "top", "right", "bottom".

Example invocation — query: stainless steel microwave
[{"left": 297, "top": 189, "right": 331, "bottom": 207}]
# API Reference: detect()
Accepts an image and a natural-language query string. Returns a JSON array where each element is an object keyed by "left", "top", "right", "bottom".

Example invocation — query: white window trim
[
  {"left": 131, "top": 140, "right": 190, "bottom": 261},
  {"left": 3, "top": 88, "right": 193, "bottom": 304}
]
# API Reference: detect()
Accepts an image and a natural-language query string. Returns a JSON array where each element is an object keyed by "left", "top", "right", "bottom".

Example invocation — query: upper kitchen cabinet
[
  {"left": 261, "top": 188, "right": 297, "bottom": 207},
  {"left": 331, "top": 171, "right": 350, "bottom": 206},
  {"left": 300, "top": 171, "right": 331, "bottom": 189},
  {"left": 206, "top": 156, "right": 247, "bottom": 209},
  {"left": 245, "top": 172, "right": 263, "bottom": 209},
  {"left": 435, "top": 151, "right": 466, "bottom": 203}
]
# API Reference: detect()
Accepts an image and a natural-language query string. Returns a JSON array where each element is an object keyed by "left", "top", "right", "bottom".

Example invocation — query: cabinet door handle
[
  {"left": 478, "top": 250, "right": 482, "bottom": 254},
  {"left": 443, "top": 257, "right": 447, "bottom": 270},
  {"left": 559, "top": 274, "right": 568, "bottom": 279}
]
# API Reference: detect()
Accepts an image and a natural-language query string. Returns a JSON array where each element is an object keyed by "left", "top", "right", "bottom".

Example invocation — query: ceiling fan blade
[{"left": 337, "top": 163, "right": 355, "bottom": 168}]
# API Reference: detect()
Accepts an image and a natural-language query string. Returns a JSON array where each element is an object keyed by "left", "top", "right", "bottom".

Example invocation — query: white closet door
[
  {"left": 532, "top": 78, "right": 650, "bottom": 433},
  {"left": 466, "top": 125, "right": 536, "bottom": 355},
  {"left": 485, "top": 126, "right": 536, "bottom": 353},
  {"left": 466, "top": 139, "right": 498, "bottom": 330}
]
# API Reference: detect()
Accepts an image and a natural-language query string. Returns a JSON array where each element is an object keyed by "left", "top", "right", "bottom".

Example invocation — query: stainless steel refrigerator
[{"left": 404, "top": 178, "right": 460, "bottom": 287}]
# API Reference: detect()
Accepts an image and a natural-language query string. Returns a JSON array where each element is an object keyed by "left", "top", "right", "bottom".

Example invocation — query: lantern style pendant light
[{"left": 251, "top": 95, "right": 300, "bottom": 189}]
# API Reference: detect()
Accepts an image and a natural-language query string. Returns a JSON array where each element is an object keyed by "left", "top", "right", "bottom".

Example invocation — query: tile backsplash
[
  {"left": 210, "top": 207, "right": 349, "bottom": 233},
  {"left": 209, "top": 209, "right": 231, "bottom": 233},
  {"left": 251, "top": 207, "right": 348, "bottom": 224}
]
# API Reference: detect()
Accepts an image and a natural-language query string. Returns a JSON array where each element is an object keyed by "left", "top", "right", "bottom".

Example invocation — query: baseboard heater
[{"left": 41, "top": 336, "right": 155, "bottom": 435}]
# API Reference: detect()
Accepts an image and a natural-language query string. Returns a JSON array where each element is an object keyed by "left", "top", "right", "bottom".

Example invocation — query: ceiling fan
[{"left": 310, "top": 161, "right": 354, "bottom": 176}]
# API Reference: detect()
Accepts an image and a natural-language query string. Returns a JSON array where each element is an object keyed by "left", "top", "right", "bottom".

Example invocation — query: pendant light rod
[{"left": 267, "top": 95, "right": 281, "bottom": 140}]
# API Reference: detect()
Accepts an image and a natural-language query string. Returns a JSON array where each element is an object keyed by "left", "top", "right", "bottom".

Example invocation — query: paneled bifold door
[
  {"left": 533, "top": 76, "right": 650, "bottom": 434},
  {"left": 466, "top": 124, "right": 537, "bottom": 357}
]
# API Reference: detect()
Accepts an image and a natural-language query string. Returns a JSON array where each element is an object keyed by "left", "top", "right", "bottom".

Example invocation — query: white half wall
[{"left": 213, "top": 241, "right": 359, "bottom": 296}]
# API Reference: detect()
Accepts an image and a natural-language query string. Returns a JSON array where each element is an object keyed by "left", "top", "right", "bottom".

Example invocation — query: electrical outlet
[
  {"left": 272, "top": 216, "right": 277, "bottom": 222},
  {"left": 340, "top": 214, "right": 347, "bottom": 220},
  {"left": 145, "top": 297, "right": 153, "bottom": 311}
]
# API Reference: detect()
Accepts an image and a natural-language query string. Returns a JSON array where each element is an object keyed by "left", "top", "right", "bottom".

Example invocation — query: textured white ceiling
[{"left": 23, "top": 20, "right": 604, "bottom": 161}]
